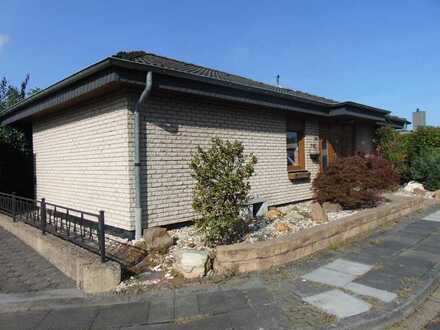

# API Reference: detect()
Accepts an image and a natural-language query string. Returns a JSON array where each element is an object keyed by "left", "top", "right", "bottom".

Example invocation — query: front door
[
  {"left": 319, "top": 121, "right": 355, "bottom": 172},
  {"left": 319, "top": 122, "right": 336, "bottom": 173}
]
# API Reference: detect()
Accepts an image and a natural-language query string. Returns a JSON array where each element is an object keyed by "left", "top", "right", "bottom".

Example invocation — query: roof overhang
[{"left": 0, "top": 57, "right": 405, "bottom": 128}]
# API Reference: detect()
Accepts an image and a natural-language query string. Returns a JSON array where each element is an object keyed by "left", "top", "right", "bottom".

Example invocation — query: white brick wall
[
  {"left": 31, "top": 90, "right": 375, "bottom": 232},
  {"left": 134, "top": 93, "right": 321, "bottom": 227},
  {"left": 33, "top": 93, "right": 134, "bottom": 230}
]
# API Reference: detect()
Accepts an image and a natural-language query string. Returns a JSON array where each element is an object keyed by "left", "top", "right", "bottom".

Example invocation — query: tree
[
  {"left": 113, "top": 51, "right": 148, "bottom": 61},
  {"left": 0, "top": 75, "right": 37, "bottom": 152}
]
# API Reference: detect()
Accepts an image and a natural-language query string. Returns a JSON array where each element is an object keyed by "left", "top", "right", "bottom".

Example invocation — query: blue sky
[{"left": 1, "top": 0, "right": 439, "bottom": 126}]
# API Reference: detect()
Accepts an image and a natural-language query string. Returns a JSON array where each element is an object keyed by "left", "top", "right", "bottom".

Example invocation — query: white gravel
[
  {"left": 165, "top": 201, "right": 359, "bottom": 247},
  {"left": 244, "top": 201, "right": 358, "bottom": 243}
]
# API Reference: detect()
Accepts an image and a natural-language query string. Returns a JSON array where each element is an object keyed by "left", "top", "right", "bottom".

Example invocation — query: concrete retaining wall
[
  {"left": 0, "top": 214, "right": 121, "bottom": 294},
  {"left": 215, "top": 197, "right": 435, "bottom": 274}
]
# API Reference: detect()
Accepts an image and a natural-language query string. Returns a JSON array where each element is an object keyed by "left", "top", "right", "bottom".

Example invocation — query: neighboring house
[{"left": 0, "top": 52, "right": 408, "bottom": 239}]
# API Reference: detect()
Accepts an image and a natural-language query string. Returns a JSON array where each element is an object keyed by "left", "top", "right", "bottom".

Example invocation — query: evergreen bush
[{"left": 190, "top": 138, "right": 257, "bottom": 246}]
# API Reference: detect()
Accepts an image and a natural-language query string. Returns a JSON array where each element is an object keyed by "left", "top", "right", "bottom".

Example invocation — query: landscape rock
[
  {"left": 403, "top": 181, "right": 426, "bottom": 194},
  {"left": 322, "top": 202, "right": 343, "bottom": 213},
  {"left": 311, "top": 202, "right": 328, "bottom": 223},
  {"left": 266, "top": 209, "right": 283, "bottom": 221},
  {"left": 135, "top": 270, "right": 163, "bottom": 282},
  {"left": 174, "top": 249, "right": 209, "bottom": 279},
  {"left": 143, "top": 227, "right": 174, "bottom": 252},
  {"left": 275, "top": 223, "right": 290, "bottom": 233},
  {"left": 435, "top": 190, "right": 440, "bottom": 201},
  {"left": 414, "top": 188, "right": 427, "bottom": 197}
]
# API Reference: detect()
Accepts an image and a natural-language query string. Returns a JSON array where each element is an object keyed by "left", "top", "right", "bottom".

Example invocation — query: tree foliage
[
  {"left": 374, "top": 126, "right": 411, "bottom": 180},
  {"left": 190, "top": 138, "right": 257, "bottom": 246},
  {"left": 375, "top": 125, "right": 440, "bottom": 190},
  {"left": 113, "top": 51, "right": 148, "bottom": 61},
  {"left": 410, "top": 148, "right": 440, "bottom": 191},
  {"left": 0, "top": 75, "right": 37, "bottom": 152}
]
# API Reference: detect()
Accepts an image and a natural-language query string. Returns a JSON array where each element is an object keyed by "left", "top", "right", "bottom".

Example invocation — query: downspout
[{"left": 134, "top": 71, "right": 153, "bottom": 240}]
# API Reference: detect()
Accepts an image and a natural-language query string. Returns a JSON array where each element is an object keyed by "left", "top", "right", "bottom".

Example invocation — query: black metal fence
[
  {"left": 0, "top": 192, "right": 149, "bottom": 269},
  {"left": 0, "top": 192, "right": 106, "bottom": 262}
]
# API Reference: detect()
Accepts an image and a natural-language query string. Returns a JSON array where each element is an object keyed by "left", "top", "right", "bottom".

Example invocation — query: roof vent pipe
[{"left": 134, "top": 71, "right": 153, "bottom": 240}]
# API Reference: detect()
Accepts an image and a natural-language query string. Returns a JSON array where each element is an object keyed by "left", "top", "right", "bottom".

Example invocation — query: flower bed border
[{"left": 215, "top": 196, "right": 438, "bottom": 274}]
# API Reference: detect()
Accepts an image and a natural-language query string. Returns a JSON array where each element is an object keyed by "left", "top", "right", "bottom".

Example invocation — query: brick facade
[
  {"left": 33, "top": 93, "right": 134, "bottom": 230},
  {"left": 32, "top": 90, "right": 375, "bottom": 231},
  {"left": 133, "top": 93, "right": 321, "bottom": 227}
]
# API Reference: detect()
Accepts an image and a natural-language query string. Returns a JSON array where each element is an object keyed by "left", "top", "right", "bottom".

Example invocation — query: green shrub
[
  {"left": 313, "top": 156, "right": 400, "bottom": 209},
  {"left": 410, "top": 148, "right": 440, "bottom": 191},
  {"left": 374, "top": 126, "right": 411, "bottom": 180},
  {"left": 190, "top": 138, "right": 257, "bottom": 246}
]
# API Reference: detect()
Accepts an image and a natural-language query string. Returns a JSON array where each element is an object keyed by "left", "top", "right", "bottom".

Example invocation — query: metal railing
[{"left": 0, "top": 192, "right": 106, "bottom": 262}]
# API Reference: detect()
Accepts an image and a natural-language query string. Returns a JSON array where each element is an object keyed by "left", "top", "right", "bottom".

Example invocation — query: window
[{"left": 286, "top": 119, "right": 305, "bottom": 172}]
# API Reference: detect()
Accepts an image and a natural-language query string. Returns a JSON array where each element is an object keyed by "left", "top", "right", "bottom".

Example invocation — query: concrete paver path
[
  {"left": 0, "top": 227, "right": 75, "bottom": 294},
  {"left": 1, "top": 205, "right": 440, "bottom": 329}
]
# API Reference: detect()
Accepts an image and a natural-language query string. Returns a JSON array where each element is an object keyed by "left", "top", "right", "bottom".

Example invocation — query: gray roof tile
[{"left": 125, "top": 52, "right": 339, "bottom": 105}]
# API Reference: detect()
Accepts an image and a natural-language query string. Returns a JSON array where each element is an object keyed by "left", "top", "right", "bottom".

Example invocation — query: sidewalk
[{"left": 1, "top": 204, "right": 440, "bottom": 330}]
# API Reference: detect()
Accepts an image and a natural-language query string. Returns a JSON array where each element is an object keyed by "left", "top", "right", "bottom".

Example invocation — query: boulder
[
  {"left": 322, "top": 202, "right": 343, "bottom": 213},
  {"left": 403, "top": 181, "right": 426, "bottom": 194},
  {"left": 434, "top": 190, "right": 440, "bottom": 201},
  {"left": 311, "top": 202, "right": 328, "bottom": 223},
  {"left": 413, "top": 188, "right": 427, "bottom": 197},
  {"left": 174, "top": 249, "right": 209, "bottom": 279},
  {"left": 143, "top": 227, "right": 174, "bottom": 252},
  {"left": 275, "top": 223, "right": 290, "bottom": 233},
  {"left": 266, "top": 209, "right": 283, "bottom": 221}
]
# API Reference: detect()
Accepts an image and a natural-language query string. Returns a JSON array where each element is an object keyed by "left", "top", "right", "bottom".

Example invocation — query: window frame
[{"left": 286, "top": 119, "right": 306, "bottom": 172}]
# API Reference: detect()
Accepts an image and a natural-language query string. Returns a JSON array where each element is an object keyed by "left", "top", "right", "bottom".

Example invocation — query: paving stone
[
  {"left": 324, "top": 259, "right": 373, "bottom": 276},
  {"left": 400, "top": 249, "right": 440, "bottom": 264},
  {"left": 176, "top": 313, "right": 231, "bottom": 330},
  {"left": 228, "top": 305, "right": 291, "bottom": 330},
  {"left": 355, "top": 271, "right": 403, "bottom": 292},
  {"left": 148, "top": 297, "right": 174, "bottom": 324},
  {"left": 302, "top": 267, "right": 356, "bottom": 287},
  {"left": 123, "top": 323, "right": 176, "bottom": 330},
  {"left": 378, "top": 240, "right": 416, "bottom": 252},
  {"left": 243, "top": 287, "right": 274, "bottom": 307},
  {"left": 345, "top": 282, "right": 397, "bottom": 303},
  {"left": 410, "top": 220, "right": 440, "bottom": 231},
  {"left": 423, "top": 211, "right": 440, "bottom": 222},
  {"left": 0, "top": 228, "right": 75, "bottom": 294},
  {"left": 197, "top": 289, "right": 248, "bottom": 315},
  {"left": 35, "top": 307, "right": 100, "bottom": 330},
  {"left": 419, "top": 236, "right": 440, "bottom": 248},
  {"left": 91, "top": 302, "right": 150, "bottom": 329},
  {"left": 414, "top": 243, "right": 440, "bottom": 255},
  {"left": 359, "top": 241, "right": 409, "bottom": 257},
  {"left": 0, "top": 310, "right": 48, "bottom": 330},
  {"left": 290, "top": 278, "right": 335, "bottom": 298},
  {"left": 303, "top": 289, "right": 371, "bottom": 318},
  {"left": 341, "top": 251, "right": 389, "bottom": 266},
  {"left": 402, "top": 224, "right": 435, "bottom": 236},
  {"left": 394, "top": 255, "right": 436, "bottom": 270},
  {"left": 384, "top": 232, "right": 427, "bottom": 246},
  {"left": 174, "top": 294, "right": 199, "bottom": 320}
]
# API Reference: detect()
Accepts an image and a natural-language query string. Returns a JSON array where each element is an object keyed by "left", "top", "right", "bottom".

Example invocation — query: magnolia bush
[{"left": 190, "top": 138, "right": 257, "bottom": 246}]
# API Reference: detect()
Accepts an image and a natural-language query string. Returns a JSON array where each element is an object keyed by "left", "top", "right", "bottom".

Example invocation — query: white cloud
[{"left": 0, "top": 35, "right": 10, "bottom": 48}]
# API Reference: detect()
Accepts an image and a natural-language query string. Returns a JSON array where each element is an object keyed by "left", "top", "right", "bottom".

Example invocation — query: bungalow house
[{"left": 0, "top": 52, "right": 408, "bottom": 239}]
